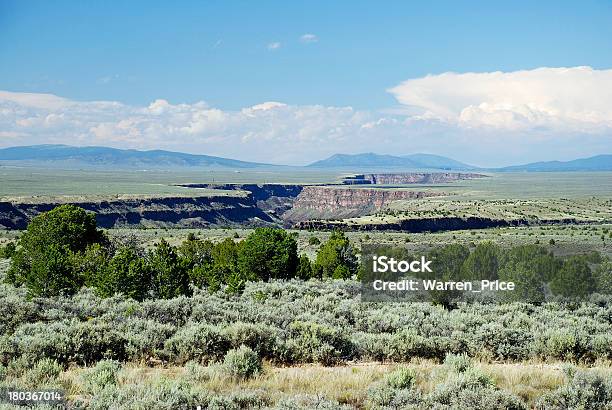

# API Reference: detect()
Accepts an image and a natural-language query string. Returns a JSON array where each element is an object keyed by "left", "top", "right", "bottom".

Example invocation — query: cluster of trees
[
  {"left": 423, "top": 241, "right": 609, "bottom": 305},
  {"left": 4, "top": 205, "right": 358, "bottom": 299},
  {"left": 3, "top": 205, "right": 609, "bottom": 304}
]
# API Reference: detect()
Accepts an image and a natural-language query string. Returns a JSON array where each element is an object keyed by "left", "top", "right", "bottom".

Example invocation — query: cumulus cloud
[
  {"left": 0, "top": 91, "right": 384, "bottom": 163},
  {"left": 388, "top": 66, "right": 612, "bottom": 132},
  {"left": 0, "top": 90, "right": 71, "bottom": 110},
  {"left": 0, "top": 66, "right": 610, "bottom": 166},
  {"left": 267, "top": 42, "right": 281, "bottom": 50},
  {"left": 300, "top": 33, "right": 318, "bottom": 43}
]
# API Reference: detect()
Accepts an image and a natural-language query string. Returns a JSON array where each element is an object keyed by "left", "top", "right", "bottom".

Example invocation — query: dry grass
[{"left": 58, "top": 360, "right": 612, "bottom": 408}]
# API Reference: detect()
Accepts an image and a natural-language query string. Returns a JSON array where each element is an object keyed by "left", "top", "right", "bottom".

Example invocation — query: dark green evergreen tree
[
  {"left": 148, "top": 238, "right": 191, "bottom": 299},
  {"left": 238, "top": 228, "right": 298, "bottom": 281},
  {"left": 313, "top": 230, "right": 357, "bottom": 279},
  {"left": 7, "top": 205, "right": 107, "bottom": 296}
]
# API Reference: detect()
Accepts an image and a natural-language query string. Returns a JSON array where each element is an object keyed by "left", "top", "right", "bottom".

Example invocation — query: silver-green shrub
[
  {"left": 222, "top": 345, "right": 262, "bottom": 380},
  {"left": 22, "top": 358, "right": 62, "bottom": 388},
  {"left": 536, "top": 370, "right": 612, "bottom": 409},
  {"left": 163, "top": 323, "right": 229, "bottom": 364},
  {"left": 81, "top": 359, "right": 121, "bottom": 394},
  {"left": 443, "top": 353, "right": 473, "bottom": 373},
  {"left": 385, "top": 366, "right": 416, "bottom": 389}
]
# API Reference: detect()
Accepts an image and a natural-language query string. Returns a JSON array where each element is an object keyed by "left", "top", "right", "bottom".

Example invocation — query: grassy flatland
[
  {"left": 348, "top": 197, "right": 612, "bottom": 224},
  {"left": 426, "top": 172, "right": 612, "bottom": 199},
  {"left": 0, "top": 166, "right": 341, "bottom": 197},
  {"left": 1, "top": 166, "right": 610, "bottom": 199},
  {"left": 0, "top": 190, "right": 246, "bottom": 204}
]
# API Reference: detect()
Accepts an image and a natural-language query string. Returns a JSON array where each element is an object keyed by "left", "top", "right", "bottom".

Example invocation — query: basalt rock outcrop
[
  {"left": 282, "top": 186, "right": 445, "bottom": 222},
  {"left": 175, "top": 183, "right": 303, "bottom": 201},
  {"left": 175, "top": 183, "right": 304, "bottom": 218},
  {"left": 0, "top": 183, "right": 309, "bottom": 230},
  {"left": 295, "top": 217, "right": 530, "bottom": 232},
  {"left": 342, "top": 172, "right": 486, "bottom": 185},
  {"left": 0, "top": 184, "right": 452, "bottom": 229},
  {"left": 0, "top": 195, "right": 275, "bottom": 230}
]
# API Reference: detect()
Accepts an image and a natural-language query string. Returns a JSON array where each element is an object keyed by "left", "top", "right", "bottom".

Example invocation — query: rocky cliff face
[
  {"left": 0, "top": 195, "right": 276, "bottom": 229},
  {"left": 176, "top": 183, "right": 304, "bottom": 220},
  {"left": 342, "top": 172, "right": 486, "bottom": 185},
  {"left": 282, "top": 186, "right": 445, "bottom": 222},
  {"left": 295, "top": 217, "right": 529, "bottom": 232},
  {"left": 175, "top": 183, "right": 303, "bottom": 201}
]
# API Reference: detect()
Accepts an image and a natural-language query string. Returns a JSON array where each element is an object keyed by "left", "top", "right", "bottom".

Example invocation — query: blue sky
[{"left": 0, "top": 0, "right": 611, "bottom": 165}]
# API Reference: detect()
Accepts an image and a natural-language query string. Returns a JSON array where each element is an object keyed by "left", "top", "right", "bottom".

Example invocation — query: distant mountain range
[
  {"left": 0, "top": 145, "right": 610, "bottom": 172},
  {"left": 309, "top": 152, "right": 612, "bottom": 172},
  {"left": 0, "top": 145, "right": 271, "bottom": 168},
  {"left": 307, "top": 153, "right": 476, "bottom": 170},
  {"left": 498, "top": 155, "right": 612, "bottom": 172}
]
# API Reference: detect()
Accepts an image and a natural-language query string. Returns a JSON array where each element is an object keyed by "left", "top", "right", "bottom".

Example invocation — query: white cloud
[
  {"left": 267, "top": 42, "right": 281, "bottom": 50},
  {"left": 248, "top": 102, "right": 287, "bottom": 111},
  {"left": 300, "top": 33, "right": 318, "bottom": 43},
  {"left": 0, "top": 66, "right": 610, "bottom": 166},
  {"left": 388, "top": 66, "right": 612, "bottom": 132},
  {"left": 0, "top": 90, "right": 71, "bottom": 110}
]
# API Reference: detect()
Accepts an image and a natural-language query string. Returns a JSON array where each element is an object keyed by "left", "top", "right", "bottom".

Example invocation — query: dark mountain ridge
[
  {"left": 0, "top": 145, "right": 610, "bottom": 171},
  {"left": 307, "top": 152, "right": 477, "bottom": 170},
  {"left": 0, "top": 144, "right": 273, "bottom": 168}
]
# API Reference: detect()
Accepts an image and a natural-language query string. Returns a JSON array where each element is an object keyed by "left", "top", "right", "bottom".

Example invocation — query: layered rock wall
[
  {"left": 342, "top": 173, "right": 486, "bottom": 185},
  {"left": 282, "top": 186, "right": 444, "bottom": 221}
]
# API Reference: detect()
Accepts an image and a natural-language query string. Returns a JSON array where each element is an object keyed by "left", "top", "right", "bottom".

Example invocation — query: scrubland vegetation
[
  {"left": 2, "top": 277, "right": 612, "bottom": 407},
  {"left": 1, "top": 205, "right": 612, "bottom": 408},
  {"left": 353, "top": 197, "right": 612, "bottom": 225}
]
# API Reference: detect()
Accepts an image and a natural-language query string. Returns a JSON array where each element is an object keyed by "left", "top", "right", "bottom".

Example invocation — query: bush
[
  {"left": 69, "top": 320, "right": 128, "bottom": 365},
  {"left": 536, "top": 370, "right": 612, "bottom": 409},
  {"left": 533, "top": 329, "right": 590, "bottom": 361},
  {"left": 277, "top": 394, "right": 352, "bottom": 409},
  {"left": 84, "top": 379, "right": 210, "bottom": 409},
  {"left": 429, "top": 367, "right": 526, "bottom": 409},
  {"left": 23, "top": 358, "right": 62, "bottom": 387},
  {"left": 164, "top": 323, "right": 229, "bottom": 364},
  {"left": 388, "top": 329, "right": 446, "bottom": 361},
  {"left": 444, "top": 353, "right": 473, "bottom": 373},
  {"left": 184, "top": 360, "right": 212, "bottom": 382},
  {"left": 122, "top": 318, "right": 176, "bottom": 361},
  {"left": 81, "top": 360, "right": 121, "bottom": 394},
  {"left": 207, "top": 389, "right": 270, "bottom": 409},
  {"left": 221, "top": 322, "right": 277, "bottom": 358},
  {"left": 385, "top": 366, "right": 416, "bottom": 389},
  {"left": 475, "top": 323, "right": 534, "bottom": 361},
  {"left": 287, "top": 321, "right": 355, "bottom": 365},
  {"left": 222, "top": 345, "right": 262, "bottom": 380}
]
